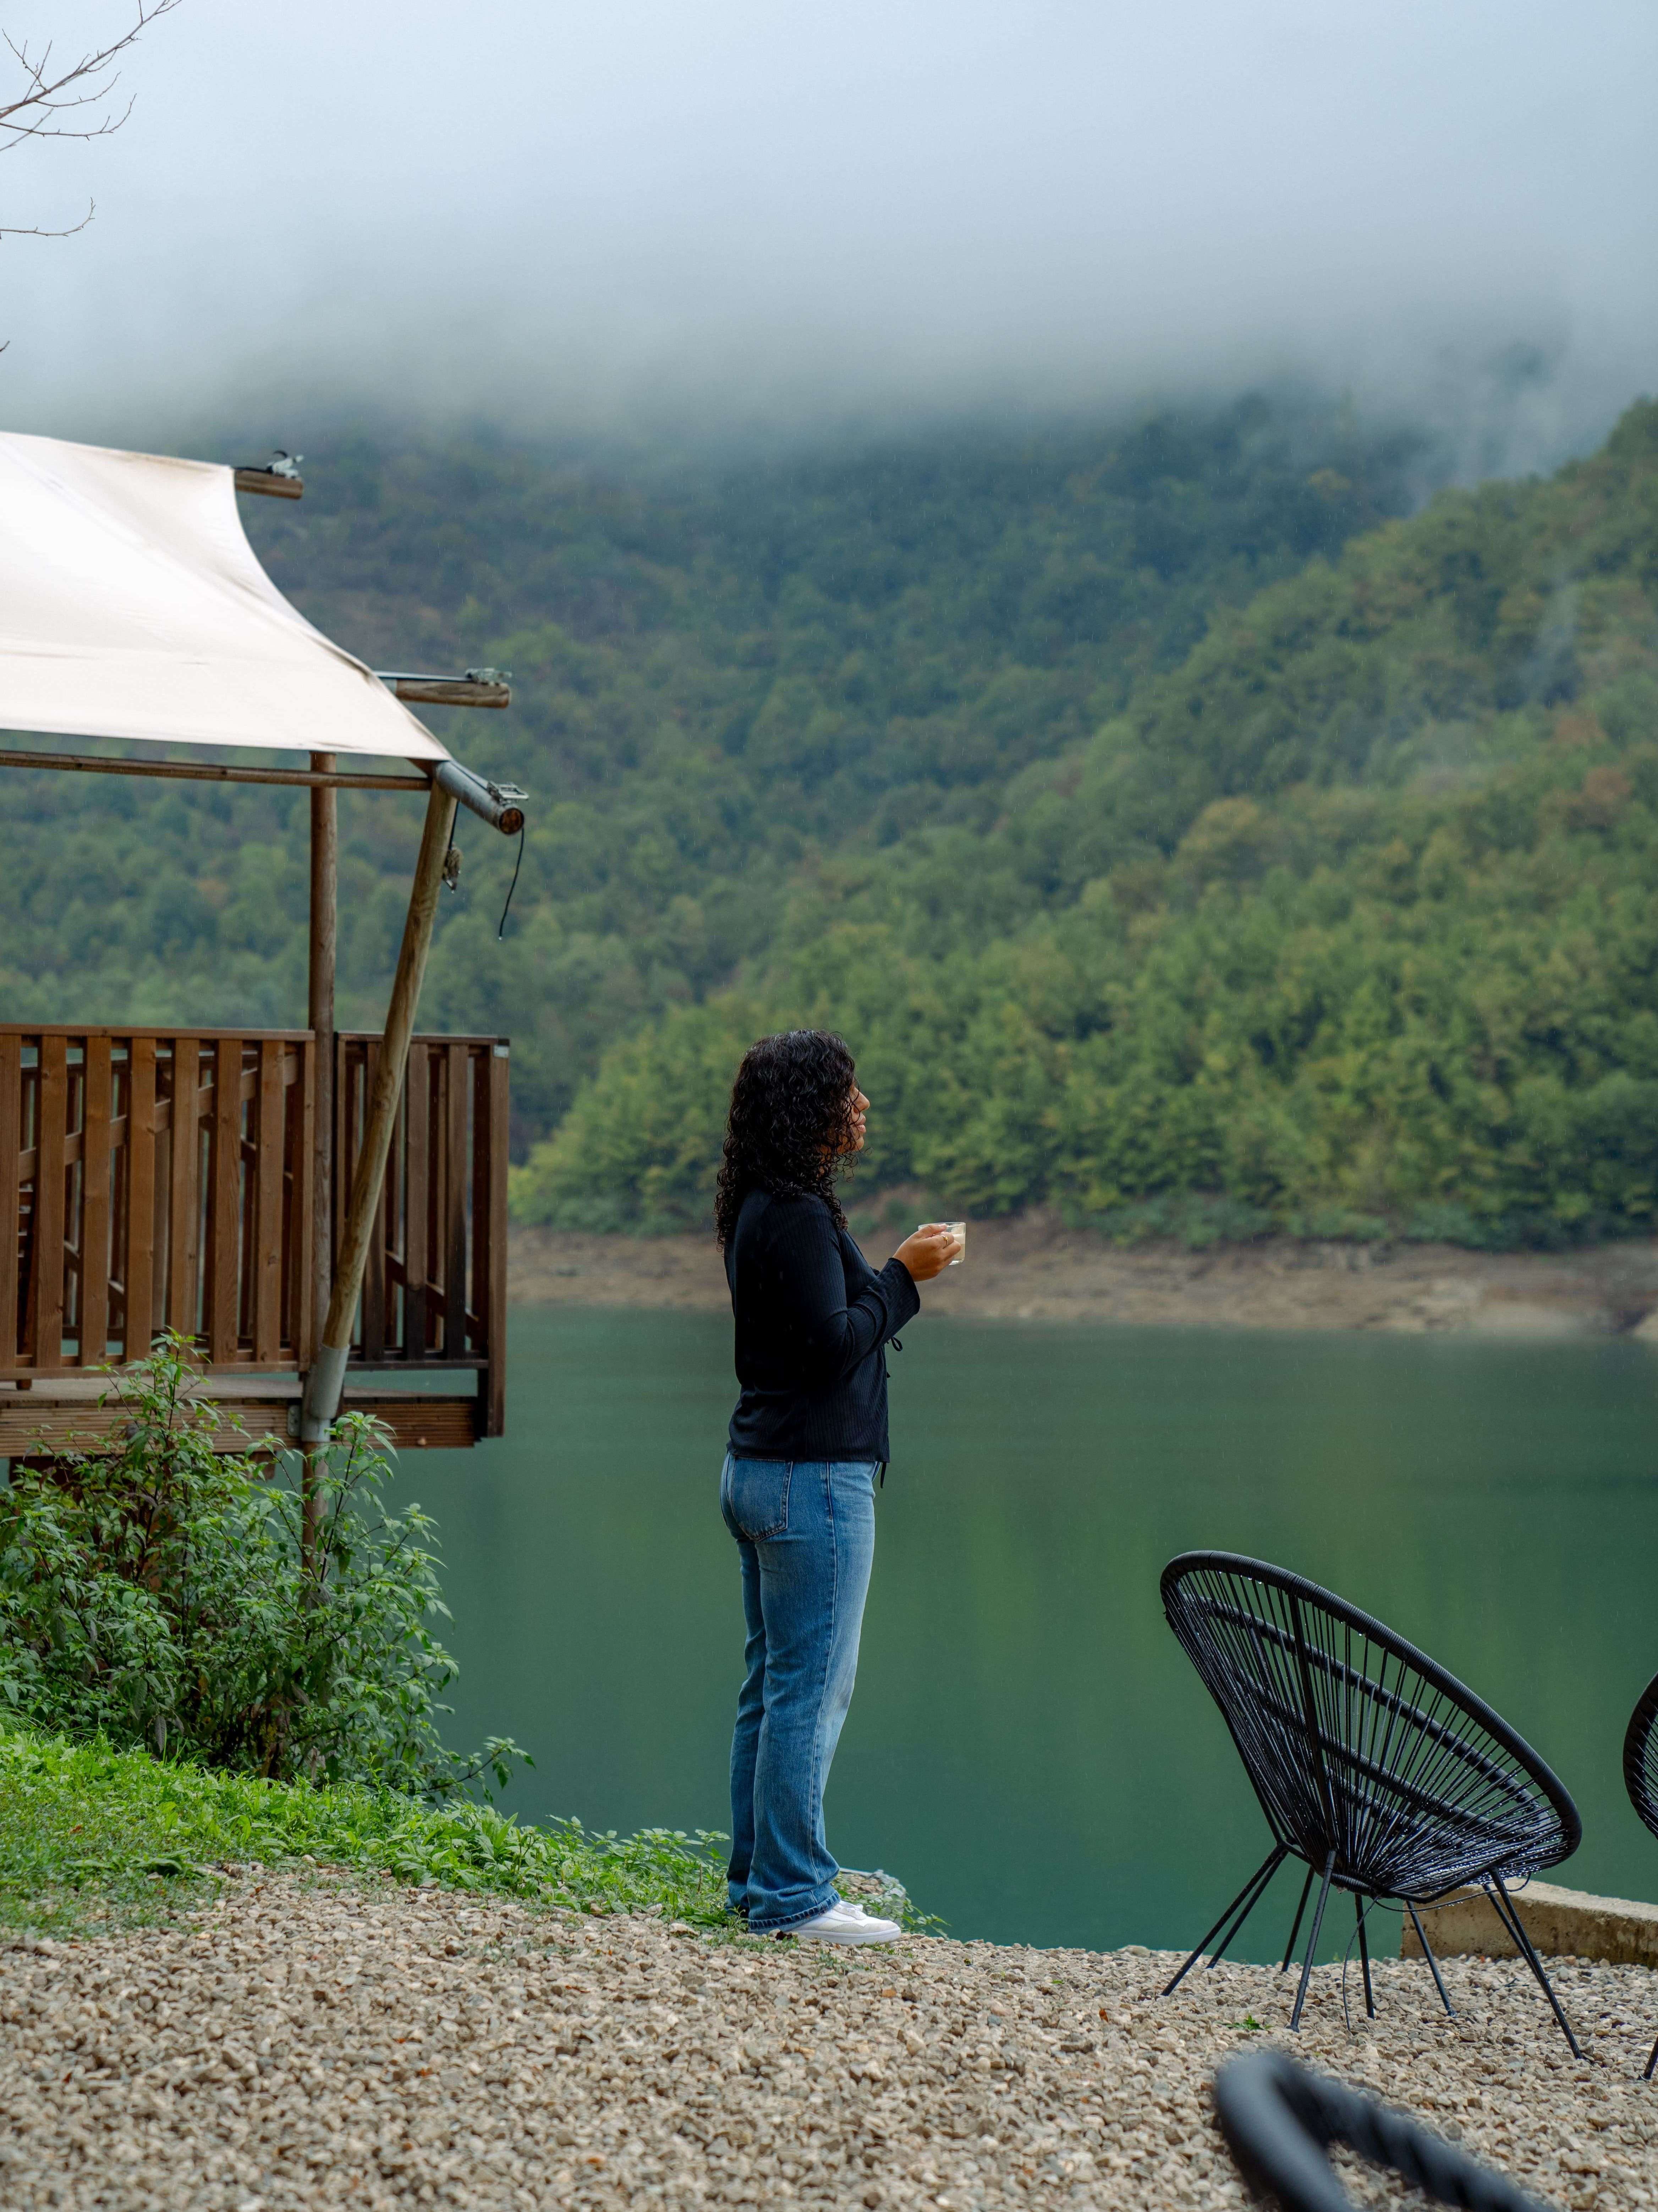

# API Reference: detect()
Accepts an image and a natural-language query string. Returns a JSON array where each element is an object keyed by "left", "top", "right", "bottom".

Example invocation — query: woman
[{"left": 715, "top": 1029, "right": 959, "bottom": 1943}]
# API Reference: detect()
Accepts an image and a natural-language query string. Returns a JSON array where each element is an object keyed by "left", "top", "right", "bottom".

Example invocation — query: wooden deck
[
  {"left": 0, "top": 1024, "right": 508, "bottom": 1448},
  {"left": 0, "top": 1373, "right": 479, "bottom": 1457}
]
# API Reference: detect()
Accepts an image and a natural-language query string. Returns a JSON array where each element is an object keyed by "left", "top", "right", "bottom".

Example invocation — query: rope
[{"left": 498, "top": 822, "right": 525, "bottom": 938}]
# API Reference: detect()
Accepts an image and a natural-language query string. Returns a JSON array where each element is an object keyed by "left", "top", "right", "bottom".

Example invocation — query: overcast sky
[{"left": 3, "top": 0, "right": 1655, "bottom": 463}]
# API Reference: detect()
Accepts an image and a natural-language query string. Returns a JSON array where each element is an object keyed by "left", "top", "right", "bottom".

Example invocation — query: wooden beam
[
  {"left": 0, "top": 749, "right": 428, "bottom": 792},
  {"left": 234, "top": 469, "right": 303, "bottom": 500},
  {"left": 306, "top": 767, "right": 337, "bottom": 1562},
  {"left": 0, "top": 1388, "right": 477, "bottom": 1456},
  {"left": 388, "top": 678, "right": 510, "bottom": 710}
]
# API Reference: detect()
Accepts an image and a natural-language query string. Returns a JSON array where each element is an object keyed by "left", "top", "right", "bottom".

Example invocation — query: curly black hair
[{"left": 714, "top": 1030, "right": 858, "bottom": 1248}]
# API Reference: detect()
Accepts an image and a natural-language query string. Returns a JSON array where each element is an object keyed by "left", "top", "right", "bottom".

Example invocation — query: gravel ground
[{"left": 6, "top": 1872, "right": 1658, "bottom": 2210}]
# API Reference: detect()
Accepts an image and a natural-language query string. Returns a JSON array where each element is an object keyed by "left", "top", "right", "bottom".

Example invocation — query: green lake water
[{"left": 407, "top": 1305, "right": 1658, "bottom": 1962}]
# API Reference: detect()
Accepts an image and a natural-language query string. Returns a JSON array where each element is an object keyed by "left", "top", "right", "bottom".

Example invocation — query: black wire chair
[
  {"left": 1161, "top": 1553, "right": 1582, "bottom": 2052},
  {"left": 1621, "top": 1669, "right": 1658, "bottom": 2078},
  {"left": 1213, "top": 2050, "right": 1556, "bottom": 2212}
]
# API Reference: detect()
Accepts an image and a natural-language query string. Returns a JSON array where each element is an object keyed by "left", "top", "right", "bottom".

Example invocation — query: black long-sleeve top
[{"left": 725, "top": 1186, "right": 921, "bottom": 1462}]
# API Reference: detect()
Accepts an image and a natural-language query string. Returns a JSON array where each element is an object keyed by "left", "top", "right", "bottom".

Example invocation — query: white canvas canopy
[{"left": 0, "top": 431, "right": 447, "bottom": 762}]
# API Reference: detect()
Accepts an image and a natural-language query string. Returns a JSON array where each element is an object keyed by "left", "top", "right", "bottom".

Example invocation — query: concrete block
[{"left": 1399, "top": 1878, "right": 1658, "bottom": 1969}]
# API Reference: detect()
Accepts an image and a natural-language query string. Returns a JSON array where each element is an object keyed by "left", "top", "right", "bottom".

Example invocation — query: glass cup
[{"left": 946, "top": 1220, "right": 967, "bottom": 1266}]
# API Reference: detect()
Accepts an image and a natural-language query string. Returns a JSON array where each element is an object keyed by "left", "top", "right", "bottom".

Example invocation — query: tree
[{"left": 2, "top": 0, "right": 180, "bottom": 247}]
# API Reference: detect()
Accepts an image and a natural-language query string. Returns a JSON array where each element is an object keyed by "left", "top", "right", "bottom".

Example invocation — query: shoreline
[{"left": 511, "top": 1216, "right": 1658, "bottom": 1338}]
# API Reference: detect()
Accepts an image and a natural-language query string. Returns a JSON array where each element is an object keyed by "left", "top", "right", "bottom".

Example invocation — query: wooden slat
[
  {"left": 0, "top": 1396, "right": 286, "bottom": 1458},
  {"left": 209, "top": 1039, "right": 243, "bottom": 1363},
  {"left": 348, "top": 1392, "right": 478, "bottom": 1450},
  {"left": 403, "top": 1042, "right": 430, "bottom": 1358},
  {"left": 356, "top": 1042, "right": 386, "bottom": 1361},
  {"left": 78, "top": 1036, "right": 112, "bottom": 1365},
  {"left": 253, "top": 1039, "right": 285, "bottom": 1362},
  {"left": 125, "top": 1039, "right": 157, "bottom": 1362},
  {"left": 484, "top": 1045, "right": 509, "bottom": 1436},
  {"left": 289, "top": 1042, "right": 314, "bottom": 1360},
  {"left": 337, "top": 1034, "right": 357, "bottom": 1326},
  {"left": 469, "top": 1048, "right": 489, "bottom": 1353},
  {"left": 168, "top": 1038, "right": 201, "bottom": 1340},
  {"left": 334, "top": 1038, "right": 354, "bottom": 1347},
  {"left": 443, "top": 1045, "right": 469, "bottom": 1359},
  {"left": 0, "top": 1034, "right": 18, "bottom": 1364},
  {"left": 61, "top": 1057, "right": 84, "bottom": 1336},
  {"left": 34, "top": 1035, "right": 67, "bottom": 1371}
]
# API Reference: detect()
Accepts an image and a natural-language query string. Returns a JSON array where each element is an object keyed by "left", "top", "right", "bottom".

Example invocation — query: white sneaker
[{"left": 781, "top": 1900, "right": 902, "bottom": 1945}]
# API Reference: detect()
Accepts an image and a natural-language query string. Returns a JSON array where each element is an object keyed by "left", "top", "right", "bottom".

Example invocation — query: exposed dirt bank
[
  {"left": 512, "top": 1219, "right": 1658, "bottom": 1338},
  {"left": 6, "top": 1869, "right": 1654, "bottom": 2210}
]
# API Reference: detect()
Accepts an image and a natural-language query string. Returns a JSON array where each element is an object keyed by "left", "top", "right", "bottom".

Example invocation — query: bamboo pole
[
  {"left": 298, "top": 781, "right": 459, "bottom": 1448},
  {"left": 0, "top": 748, "right": 427, "bottom": 791},
  {"left": 303, "top": 753, "right": 339, "bottom": 1562}
]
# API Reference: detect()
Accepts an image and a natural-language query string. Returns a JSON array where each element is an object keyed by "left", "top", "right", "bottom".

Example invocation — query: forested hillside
[
  {"left": 0, "top": 395, "right": 1424, "bottom": 1151},
  {"left": 516, "top": 399, "right": 1658, "bottom": 1248}
]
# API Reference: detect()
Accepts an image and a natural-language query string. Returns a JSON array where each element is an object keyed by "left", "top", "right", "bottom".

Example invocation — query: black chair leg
[
  {"left": 1289, "top": 1850, "right": 1336, "bottom": 2032},
  {"left": 1355, "top": 1894, "right": 1376, "bottom": 2019},
  {"left": 1162, "top": 1844, "right": 1286, "bottom": 1998},
  {"left": 1645, "top": 2033, "right": 1658, "bottom": 2083},
  {"left": 1207, "top": 1845, "right": 1290, "bottom": 1972},
  {"left": 1280, "top": 1865, "right": 1315, "bottom": 1972},
  {"left": 1405, "top": 1900, "right": 1457, "bottom": 2019},
  {"left": 1487, "top": 1876, "right": 1582, "bottom": 2060}
]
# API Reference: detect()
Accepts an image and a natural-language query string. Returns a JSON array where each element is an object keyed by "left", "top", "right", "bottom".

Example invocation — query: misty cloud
[{"left": 3, "top": 0, "right": 1654, "bottom": 462}]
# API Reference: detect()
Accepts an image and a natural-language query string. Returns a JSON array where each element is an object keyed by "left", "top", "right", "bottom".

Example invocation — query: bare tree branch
[
  {"left": 1, "top": 196, "right": 93, "bottom": 237},
  {"left": 1, "top": 1, "right": 181, "bottom": 239}
]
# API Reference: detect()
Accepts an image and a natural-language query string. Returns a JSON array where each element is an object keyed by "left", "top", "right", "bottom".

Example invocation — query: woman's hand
[{"left": 892, "top": 1223, "right": 961, "bottom": 1283}]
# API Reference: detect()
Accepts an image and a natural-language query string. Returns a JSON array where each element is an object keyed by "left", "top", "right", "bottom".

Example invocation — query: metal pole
[
  {"left": 303, "top": 752, "right": 338, "bottom": 1566},
  {"left": 298, "top": 781, "right": 458, "bottom": 1447}
]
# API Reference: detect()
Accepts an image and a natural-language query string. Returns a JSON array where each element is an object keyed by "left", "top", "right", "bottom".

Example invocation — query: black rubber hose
[{"left": 1212, "top": 2049, "right": 1556, "bottom": 2212}]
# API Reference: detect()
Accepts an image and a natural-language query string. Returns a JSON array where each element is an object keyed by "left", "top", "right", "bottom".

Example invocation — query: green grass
[
  {"left": 0, "top": 1723, "right": 941, "bottom": 1945},
  {"left": 0, "top": 1721, "right": 735, "bottom": 1940}
]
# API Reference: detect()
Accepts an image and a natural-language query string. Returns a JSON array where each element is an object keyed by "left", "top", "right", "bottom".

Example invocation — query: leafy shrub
[{"left": 0, "top": 1339, "right": 519, "bottom": 1795}]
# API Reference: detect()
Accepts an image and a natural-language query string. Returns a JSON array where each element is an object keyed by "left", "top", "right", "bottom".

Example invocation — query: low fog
[{"left": 3, "top": 0, "right": 1655, "bottom": 469}]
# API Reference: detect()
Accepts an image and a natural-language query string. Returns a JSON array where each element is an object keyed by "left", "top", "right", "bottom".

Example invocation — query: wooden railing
[
  {"left": 1, "top": 1024, "right": 507, "bottom": 1435},
  {"left": 0, "top": 1029, "right": 314, "bottom": 1378},
  {"left": 335, "top": 1034, "right": 509, "bottom": 1436}
]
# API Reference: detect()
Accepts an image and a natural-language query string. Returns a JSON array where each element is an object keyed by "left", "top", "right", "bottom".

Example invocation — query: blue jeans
[{"left": 720, "top": 1456, "right": 878, "bottom": 1934}]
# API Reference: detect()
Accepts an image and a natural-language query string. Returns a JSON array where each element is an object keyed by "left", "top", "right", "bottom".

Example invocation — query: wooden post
[
  {"left": 309, "top": 756, "right": 337, "bottom": 1349},
  {"left": 303, "top": 755, "right": 337, "bottom": 1565},
  {"left": 299, "top": 780, "right": 458, "bottom": 1448}
]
